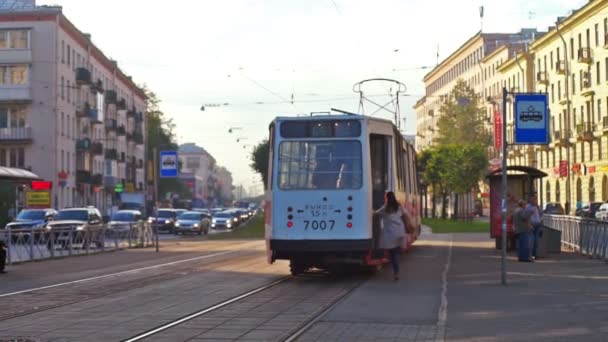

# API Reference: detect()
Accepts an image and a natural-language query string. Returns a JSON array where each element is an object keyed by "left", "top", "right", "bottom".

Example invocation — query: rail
[
  {"left": 2, "top": 221, "right": 156, "bottom": 264},
  {"left": 543, "top": 214, "right": 608, "bottom": 259}
]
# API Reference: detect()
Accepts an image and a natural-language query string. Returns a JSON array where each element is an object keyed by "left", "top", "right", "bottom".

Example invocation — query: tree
[
  {"left": 435, "top": 79, "right": 489, "bottom": 146},
  {"left": 144, "top": 87, "right": 191, "bottom": 201},
  {"left": 250, "top": 139, "right": 269, "bottom": 187}
]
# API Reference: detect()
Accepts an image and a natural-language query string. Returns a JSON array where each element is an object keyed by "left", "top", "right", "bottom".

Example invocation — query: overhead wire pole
[{"left": 501, "top": 87, "right": 508, "bottom": 286}]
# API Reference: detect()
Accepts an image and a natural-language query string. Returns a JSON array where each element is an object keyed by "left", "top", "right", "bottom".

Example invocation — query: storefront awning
[{"left": 0, "top": 167, "right": 41, "bottom": 182}]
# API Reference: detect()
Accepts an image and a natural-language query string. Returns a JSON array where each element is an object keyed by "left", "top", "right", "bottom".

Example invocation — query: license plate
[{"left": 302, "top": 220, "right": 335, "bottom": 231}]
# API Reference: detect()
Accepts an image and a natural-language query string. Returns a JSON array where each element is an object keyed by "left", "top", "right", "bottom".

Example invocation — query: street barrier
[
  {"left": 2, "top": 221, "right": 156, "bottom": 264},
  {"left": 543, "top": 214, "right": 608, "bottom": 259}
]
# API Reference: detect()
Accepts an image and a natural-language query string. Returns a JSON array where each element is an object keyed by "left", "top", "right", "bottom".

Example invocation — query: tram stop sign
[{"left": 513, "top": 93, "right": 549, "bottom": 144}]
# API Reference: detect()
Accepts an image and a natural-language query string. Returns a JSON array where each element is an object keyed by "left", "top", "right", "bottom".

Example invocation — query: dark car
[
  {"left": 45, "top": 207, "right": 104, "bottom": 249},
  {"left": 543, "top": 203, "right": 565, "bottom": 215},
  {"left": 4, "top": 208, "right": 57, "bottom": 243},
  {"left": 148, "top": 209, "right": 179, "bottom": 233},
  {"left": 175, "top": 211, "right": 210, "bottom": 235}
]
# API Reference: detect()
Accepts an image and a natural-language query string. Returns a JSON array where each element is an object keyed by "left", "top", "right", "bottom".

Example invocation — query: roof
[{"left": 0, "top": 167, "right": 40, "bottom": 181}]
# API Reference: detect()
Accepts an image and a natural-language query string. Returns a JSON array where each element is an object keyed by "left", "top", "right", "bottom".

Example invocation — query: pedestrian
[
  {"left": 0, "top": 239, "right": 7, "bottom": 274},
  {"left": 527, "top": 194, "right": 542, "bottom": 259},
  {"left": 513, "top": 199, "right": 533, "bottom": 262},
  {"left": 375, "top": 191, "right": 411, "bottom": 281}
]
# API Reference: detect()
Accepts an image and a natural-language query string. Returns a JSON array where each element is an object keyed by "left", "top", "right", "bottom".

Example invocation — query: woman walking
[{"left": 375, "top": 191, "right": 411, "bottom": 281}]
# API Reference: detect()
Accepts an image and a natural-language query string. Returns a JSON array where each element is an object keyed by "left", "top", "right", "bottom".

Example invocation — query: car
[
  {"left": 210, "top": 208, "right": 224, "bottom": 215},
  {"left": 596, "top": 203, "right": 608, "bottom": 221},
  {"left": 192, "top": 208, "right": 210, "bottom": 215},
  {"left": 224, "top": 209, "right": 242, "bottom": 226},
  {"left": 148, "top": 209, "right": 179, "bottom": 233},
  {"left": 211, "top": 212, "right": 235, "bottom": 230},
  {"left": 4, "top": 208, "right": 57, "bottom": 243},
  {"left": 543, "top": 202, "right": 565, "bottom": 215},
  {"left": 237, "top": 209, "right": 249, "bottom": 221},
  {"left": 175, "top": 211, "right": 210, "bottom": 235},
  {"left": 575, "top": 202, "right": 604, "bottom": 218},
  {"left": 45, "top": 207, "right": 104, "bottom": 249},
  {"left": 108, "top": 210, "right": 142, "bottom": 234}
]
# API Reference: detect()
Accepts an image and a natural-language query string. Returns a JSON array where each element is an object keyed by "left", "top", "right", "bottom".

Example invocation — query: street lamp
[
  {"left": 236, "top": 137, "right": 248, "bottom": 143},
  {"left": 228, "top": 127, "right": 242, "bottom": 134}
]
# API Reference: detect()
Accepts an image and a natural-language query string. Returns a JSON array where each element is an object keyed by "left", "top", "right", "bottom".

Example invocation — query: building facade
[
  {"left": 0, "top": 3, "right": 146, "bottom": 212},
  {"left": 178, "top": 143, "right": 216, "bottom": 206}
]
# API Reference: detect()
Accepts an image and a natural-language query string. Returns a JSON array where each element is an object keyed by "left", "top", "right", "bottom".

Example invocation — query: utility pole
[
  {"left": 556, "top": 21, "right": 572, "bottom": 214},
  {"left": 153, "top": 147, "right": 159, "bottom": 252}
]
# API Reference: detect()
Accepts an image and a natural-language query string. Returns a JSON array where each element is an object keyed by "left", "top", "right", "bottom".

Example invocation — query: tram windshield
[{"left": 278, "top": 140, "right": 362, "bottom": 190}]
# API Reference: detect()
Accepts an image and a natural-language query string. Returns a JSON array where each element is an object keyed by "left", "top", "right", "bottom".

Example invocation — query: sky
[{"left": 39, "top": 0, "right": 588, "bottom": 194}]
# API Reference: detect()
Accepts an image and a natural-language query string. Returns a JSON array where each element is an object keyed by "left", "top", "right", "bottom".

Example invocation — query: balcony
[
  {"left": 127, "top": 108, "right": 136, "bottom": 118},
  {"left": 76, "top": 102, "right": 91, "bottom": 118},
  {"left": 135, "top": 112, "right": 144, "bottom": 123},
  {"left": 0, "top": 86, "right": 31, "bottom": 103},
  {"left": 0, "top": 127, "right": 32, "bottom": 143},
  {"left": 117, "top": 98, "right": 127, "bottom": 110},
  {"left": 576, "top": 123, "right": 594, "bottom": 142},
  {"left": 76, "top": 170, "right": 92, "bottom": 184},
  {"left": 105, "top": 119, "right": 117, "bottom": 132},
  {"left": 105, "top": 90, "right": 117, "bottom": 104},
  {"left": 581, "top": 74, "right": 594, "bottom": 96},
  {"left": 117, "top": 125, "right": 126, "bottom": 136},
  {"left": 578, "top": 47, "right": 593, "bottom": 64},
  {"left": 126, "top": 132, "right": 134, "bottom": 142},
  {"left": 91, "top": 173, "right": 103, "bottom": 186},
  {"left": 119, "top": 152, "right": 126, "bottom": 163},
  {"left": 556, "top": 60, "right": 567, "bottom": 75},
  {"left": 75, "top": 68, "right": 92, "bottom": 85},
  {"left": 89, "top": 108, "right": 102, "bottom": 124},
  {"left": 75, "top": 138, "right": 91, "bottom": 151},
  {"left": 134, "top": 133, "right": 144, "bottom": 145},
  {"left": 137, "top": 159, "right": 144, "bottom": 169},
  {"left": 105, "top": 148, "right": 118, "bottom": 160},
  {"left": 91, "top": 79, "right": 104, "bottom": 93},
  {"left": 91, "top": 142, "right": 103, "bottom": 155},
  {"left": 553, "top": 130, "right": 568, "bottom": 147},
  {"left": 536, "top": 71, "right": 549, "bottom": 85}
]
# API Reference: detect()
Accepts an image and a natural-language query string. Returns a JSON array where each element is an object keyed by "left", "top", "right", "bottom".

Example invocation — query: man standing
[
  {"left": 527, "top": 194, "right": 542, "bottom": 259},
  {"left": 514, "top": 199, "right": 533, "bottom": 262}
]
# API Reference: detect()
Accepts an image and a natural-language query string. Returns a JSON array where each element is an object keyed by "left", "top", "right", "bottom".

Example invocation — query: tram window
[
  {"left": 277, "top": 140, "right": 362, "bottom": 190},
  {"left": 370, "top": 135, "right": 389, "bottom": 210},
  {"left": 280, "top": 120, "right": 361, "bottom": 138}
]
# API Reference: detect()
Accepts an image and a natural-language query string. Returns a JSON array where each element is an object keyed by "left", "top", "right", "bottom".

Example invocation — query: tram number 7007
[{"left": 303, "top": 220, "right": 335, "bottom": 230}]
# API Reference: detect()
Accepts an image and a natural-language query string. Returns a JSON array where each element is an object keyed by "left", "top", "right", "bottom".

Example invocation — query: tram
[{"left": 264, "top": 113, "right": 421, "bottom": 274}]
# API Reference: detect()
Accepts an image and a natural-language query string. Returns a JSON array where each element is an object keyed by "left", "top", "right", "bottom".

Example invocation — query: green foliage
[
  {"left": 422, "top": 218, "right": 488, "bottom": 233},
  {"left": 435, "top": 80, "right": 489, "bottom": 146},
  {"left": 144, "top": 87, "right": 191, "bottom": 199},
  {"left": 250, "top": 139, "right": 269, "bottom": 187}
]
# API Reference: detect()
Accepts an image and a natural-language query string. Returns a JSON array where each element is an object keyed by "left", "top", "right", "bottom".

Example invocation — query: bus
[{"left": 265, "top": 114, "right": 420, "bottom": 274}]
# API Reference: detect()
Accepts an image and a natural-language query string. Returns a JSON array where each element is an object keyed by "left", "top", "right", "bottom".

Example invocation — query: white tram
[{"left": 264, "top": 114, "right": 420, "bottom": 274}]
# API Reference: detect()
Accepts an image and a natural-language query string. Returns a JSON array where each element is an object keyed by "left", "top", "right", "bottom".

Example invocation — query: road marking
[
  {"left": 0, "top": 250, "right": 236, "bottom": 298},
  {"left": 436, "top": 235, "right": 453, "bottom": 341}
]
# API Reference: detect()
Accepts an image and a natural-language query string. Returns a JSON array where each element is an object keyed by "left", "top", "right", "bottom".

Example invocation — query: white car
[{"left": 595, "top": 203, "right": 608, "bottom": 221}]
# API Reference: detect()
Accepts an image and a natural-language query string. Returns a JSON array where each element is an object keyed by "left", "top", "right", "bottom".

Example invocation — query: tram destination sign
[{"left": 513, "top": 93, "right": 549, "bottom": 145}]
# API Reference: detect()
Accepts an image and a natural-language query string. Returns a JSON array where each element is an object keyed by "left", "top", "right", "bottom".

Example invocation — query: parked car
[
  {"left": 211, "top": 212, "right": 235, "bottom": 230},
  {"left": 543, "top": 202, "right": 565, "bottom": 215},
  {"left": 575, "top": 202, "right": 604, "bottom": 218},
  {"left": 595, "top": 203, "right": 608, "bottom": 221},
  {"left": 175, "top": 211, "right": 210, "bottom": 235},
  {"left": 45, "top": 207, "right": 104, "bottom": 249},
  {"left": 4, "top": 208, "right": 57, "bottom": 243},
  {"left": 108, "top": 210, "right": 142, "bottom": 234},
  {"left": 148, "top": 209, "right": 179, "bottom": 233}
]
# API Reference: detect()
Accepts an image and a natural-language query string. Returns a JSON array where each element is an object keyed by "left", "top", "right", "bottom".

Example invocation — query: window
[
  {"left": 599, "top": 99, "right": 602, "bottom": 123},
  {"left": 61, "top": 112, "right": 64, "bottom": 136},
  {"left": 17, "top": 148, "right": 24, "bottom": 168},
  {"left": 61, "top": 76, "right": 64, "bottom": 100},
  {"left": 551, "top": 84, "right": 555, "bottom": 103},
  {"left": 598, "top": 61, "right": 602, "bottom": 84},
  {"left": 1, "top": 65, "right": 28, "bottom": 85},
  {"left": 66, "top": 114, "right": 70, "bottom": 139},
  {"left": 9, "top": 148, "right": 16, "bottom": 167},
  {"left": 596, "top": 24, "right": 600, "bottom": 46},
  {"left": 0, "top": 107, "right": 26, "bottom": 128},
  {"left": 571, "top": 38, "right": 575, "bottom": 60},
  {"left": 0, "top": 30, "right": 28, "bottom": 49},
  {"left": 0, "top": 31, "right": 6, "bottom": 48},
  {"left": 67, "top": 44, "right": 71, "bottom": 66},
  {"left": 278, "top": 140, "right": 362, "bottom": 190},
  {"left": 572, "top": 74, "right": 576, "bottom": 95},
  {"left": 66, "top": 80, "right": 70, "bottom": 103},
  {"left": 61, "top": 40, "right": 64, "bottom": 63}
]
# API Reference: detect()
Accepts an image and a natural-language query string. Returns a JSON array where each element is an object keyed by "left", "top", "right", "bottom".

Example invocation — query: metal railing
[
  {"left": 543, "top": 214, "right": 608, "bottom": 260},
  {"left": 2, "top": 221, "right": 156, "bottom": 264}
]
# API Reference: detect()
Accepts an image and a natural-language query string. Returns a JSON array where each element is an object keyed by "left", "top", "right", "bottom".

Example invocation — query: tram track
[{"left": 121, "top": 271, "right": 366, "bottom": 342}]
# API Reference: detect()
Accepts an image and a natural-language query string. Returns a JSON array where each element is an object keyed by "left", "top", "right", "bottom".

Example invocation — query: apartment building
[
  {"left": 178, "top": 143, "right": 216, "bottom": 205},
  {"left": 0, "top": 3, "right": 146, "bottom": 212},
  {"left": 528, "top": 0, "right": 608, "bottom": 209},
  {"left": 414, "top": 29, "right": 539, "bottom": 152}
]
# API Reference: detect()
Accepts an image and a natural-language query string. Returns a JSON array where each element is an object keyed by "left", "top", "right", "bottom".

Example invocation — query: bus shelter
[
  {"left": 486, "top": 166, "right": 547, "bottom": 249},
  {"left": 0, "top": 167, "right": 41, "bottom": 222}
]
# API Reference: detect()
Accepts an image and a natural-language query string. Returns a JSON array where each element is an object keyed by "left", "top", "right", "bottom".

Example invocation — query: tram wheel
[{"left": 289, "top": 260, "right": 307, "bottom": 275}]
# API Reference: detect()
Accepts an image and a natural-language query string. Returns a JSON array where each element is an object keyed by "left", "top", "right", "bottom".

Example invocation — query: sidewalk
[{"left": 298, "top": 228, "right": 608, "bottom": 342}]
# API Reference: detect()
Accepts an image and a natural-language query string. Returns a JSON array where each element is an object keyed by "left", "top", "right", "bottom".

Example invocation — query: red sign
[
  {"left": 57, "top": 171, "right": 68, "bottom": 180},
  {"left": 31, "top": 181, "right": 52, "bottom": 191},
  {"left": 559, "top": 160, "right": 568, "bottom": 177},
  {"left": 572, "top": 163, "right": 582, "bottom": 175},
  {"left": 494, "top": 111, "right": 502, "bottom": 150},
  {"left": 589, "top": 166, "right": 596, "bottom": 174}
]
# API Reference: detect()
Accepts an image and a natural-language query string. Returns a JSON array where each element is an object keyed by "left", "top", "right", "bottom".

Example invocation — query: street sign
[
  {"left": 25, "top": 191, "right": 50, "bottom": 208},
  {"left": 114, "top": 183, "right": 124, "bottom": 193},
  {"left": 493, "top": 110, "right": 502, "bottom": 150},
  {"left": 514, "top": 93, "right": 549, "bottom": 144},
  {"left": 160, "top": 150, "right": 178, "bottom": 178}
]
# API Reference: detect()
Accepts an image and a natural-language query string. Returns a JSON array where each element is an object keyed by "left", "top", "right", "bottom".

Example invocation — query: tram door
[{"left": 370, "top": 134, "right": 390, "bottom": 250}]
